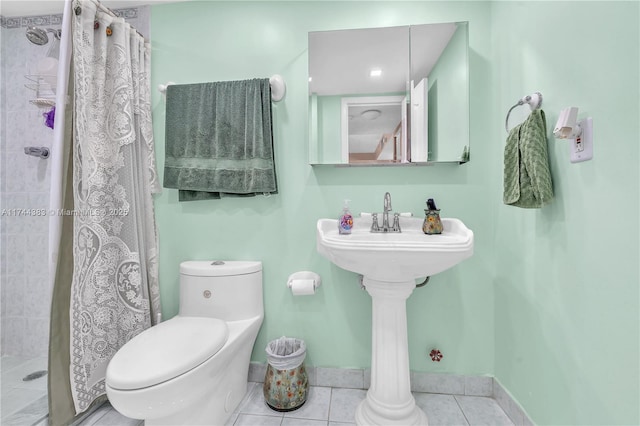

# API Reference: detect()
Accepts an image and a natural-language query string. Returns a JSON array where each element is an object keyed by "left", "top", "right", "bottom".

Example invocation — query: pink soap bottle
[{"left": 338, "top": 199, "right": 353, "bottom": 235}]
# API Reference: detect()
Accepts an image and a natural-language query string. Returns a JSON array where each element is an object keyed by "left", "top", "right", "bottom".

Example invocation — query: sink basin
[
  {"left": 316, "top": 214, "right": 473, "bottom": 425},
  {"left": 317, "top": 216, "right": 473, "bottom": 282}
]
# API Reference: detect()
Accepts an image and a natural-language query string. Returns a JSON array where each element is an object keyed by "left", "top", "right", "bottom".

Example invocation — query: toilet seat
[{"left": 106, "top": 316, "right": 229, "bottom": 390}]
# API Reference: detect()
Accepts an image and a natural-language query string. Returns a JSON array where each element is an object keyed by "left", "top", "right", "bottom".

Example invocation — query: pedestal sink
[{"left": 316, "top": 216, "right": 473, "bottom": 426}]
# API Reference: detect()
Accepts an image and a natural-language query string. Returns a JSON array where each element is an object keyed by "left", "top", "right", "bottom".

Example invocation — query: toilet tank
[{"left": 179, "top": 261, "right": 263, "bottom": 321}]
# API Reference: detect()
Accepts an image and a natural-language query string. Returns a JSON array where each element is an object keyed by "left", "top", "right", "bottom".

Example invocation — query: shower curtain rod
[
  {"left": 92, "top": 0, "right": 117, "bottom": 18},
  {"left": 85, "top": 0, "right": 147, "bottom": 41}
]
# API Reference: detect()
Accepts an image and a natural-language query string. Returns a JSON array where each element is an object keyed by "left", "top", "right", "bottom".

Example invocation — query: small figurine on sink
[{"left": 423, "top": 198, "right": 443, "bottom": 235}]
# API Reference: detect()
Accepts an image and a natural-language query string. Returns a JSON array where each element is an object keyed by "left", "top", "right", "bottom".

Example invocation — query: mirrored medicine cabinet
[{"left": 308, "top": 21, "right": 469, "bottom": 166}]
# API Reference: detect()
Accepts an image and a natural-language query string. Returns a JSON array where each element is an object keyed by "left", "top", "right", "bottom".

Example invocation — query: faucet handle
[
  {"left": 371, "top": 213, "right": 380, "bottom": 232},
  {"left": 392, "top": 213, "right": 401, "bottom": 232}
]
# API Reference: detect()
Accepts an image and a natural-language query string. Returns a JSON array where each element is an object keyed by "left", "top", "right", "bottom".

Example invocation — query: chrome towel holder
[
  {"left": 158, "top": 74, "right": 286, "bottom": 102},
  {"left": 505, "top": 91, "right": 543, "bottom": 133}
]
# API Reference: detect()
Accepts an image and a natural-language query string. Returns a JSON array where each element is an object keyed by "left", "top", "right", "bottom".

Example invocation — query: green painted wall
[
  {"left": 314, "top": 94, "right": 341, "bottom": 163},
  {"left": 490, "top": 2, "right": 639, "bottom": 425},
  {"left": 427, "top": 23, "right": 468, "bottom": 162},
  {"left": 150, "top": 1, "right": 639, "bottom": 424},
  {"left": 151, "top": 1, "right": 494, "bottom": 374}
]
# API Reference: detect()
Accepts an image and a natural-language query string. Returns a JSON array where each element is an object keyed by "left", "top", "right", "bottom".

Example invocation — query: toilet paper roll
[{"left": 289, "top": 279, "right": 316, "bottom": 296}]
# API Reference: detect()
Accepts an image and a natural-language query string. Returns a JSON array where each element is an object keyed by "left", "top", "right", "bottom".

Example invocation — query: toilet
[{"left": 105, "top": 260, "right": 264, "bottom": 426}]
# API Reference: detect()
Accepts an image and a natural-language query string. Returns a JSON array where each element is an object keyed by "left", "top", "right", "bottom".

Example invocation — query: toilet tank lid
[{"left": 180, "top": 260, "right": 262, "bottom": 277}]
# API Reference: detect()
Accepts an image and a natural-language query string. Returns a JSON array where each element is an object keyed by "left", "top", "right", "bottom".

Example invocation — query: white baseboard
[
  {"left": 249, "top": 363, "right": 533, "bottom": 425},
  {"left": 493, "top": 377, "right": 534, "bottom": 426}
]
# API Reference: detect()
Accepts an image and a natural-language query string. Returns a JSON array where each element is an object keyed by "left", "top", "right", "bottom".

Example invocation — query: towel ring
[
  {"left": 158, "top": 75, "right": 286, "bottom": 102},
  {"left": 505, "top": 92, "right": 543, "bottom": 132}
]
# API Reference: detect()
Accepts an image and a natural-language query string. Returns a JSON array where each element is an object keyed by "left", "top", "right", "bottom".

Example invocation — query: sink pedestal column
[{"left": 355, "top": 278, "right": 428, "bottom": 426}]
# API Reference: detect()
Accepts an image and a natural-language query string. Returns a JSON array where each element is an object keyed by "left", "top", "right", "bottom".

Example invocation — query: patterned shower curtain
[{"left": 69, "top": 0, "right": 160, "bottom": 413}]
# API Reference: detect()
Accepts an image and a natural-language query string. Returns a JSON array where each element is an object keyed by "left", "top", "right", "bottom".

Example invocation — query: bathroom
[{"left": 1, "top": 1, "right": 638, "bottom": 425}]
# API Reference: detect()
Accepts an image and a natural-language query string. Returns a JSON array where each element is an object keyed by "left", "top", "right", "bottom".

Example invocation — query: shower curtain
[{"left": 48, "top": 0, "right": 160, "bottom": 422}]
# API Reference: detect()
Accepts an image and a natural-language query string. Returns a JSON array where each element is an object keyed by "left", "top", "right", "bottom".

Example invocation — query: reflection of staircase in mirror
[{"left": 349, "top": 121, "right": 403, "bottom": 163}]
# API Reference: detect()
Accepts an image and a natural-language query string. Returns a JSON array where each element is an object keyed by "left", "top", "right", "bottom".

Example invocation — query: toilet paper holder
[{"left": 287, "top": 271, "right": 322, "bottom": 291}]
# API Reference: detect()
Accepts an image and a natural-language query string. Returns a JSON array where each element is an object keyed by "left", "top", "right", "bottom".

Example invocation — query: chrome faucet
[
  {"left": 382, "top": 192, "right": 392, "bottom": 230},
  {"left": 370, "top": 192, "right": 401, "bottom": 233}
]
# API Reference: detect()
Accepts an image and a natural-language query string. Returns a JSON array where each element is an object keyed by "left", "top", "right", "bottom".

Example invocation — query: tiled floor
[
  {"left": 1, "top": 356, "right": 49, "bottom": 426},
  {"left": 73, "top": 382, "right": 514, "bottom": 426},
  {"left": 1, "top": 357, "right": 513, "bottom": 426}
]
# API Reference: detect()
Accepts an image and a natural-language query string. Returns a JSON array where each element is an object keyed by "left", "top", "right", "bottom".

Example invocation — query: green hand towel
[
  {"left": 503, "top": 109, "right": 553, "bottom": 208},
  {"left": 163, "top": 78, "right": 277, "bottom": 201}
]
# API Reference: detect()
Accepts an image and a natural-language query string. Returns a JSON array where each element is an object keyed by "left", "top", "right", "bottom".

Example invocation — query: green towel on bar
[
  {"left": 503, "top": 109, "right": 553, "bottom": 208},
  {"left": 163, "top": 78, "right": 277, "bottom": 201}
]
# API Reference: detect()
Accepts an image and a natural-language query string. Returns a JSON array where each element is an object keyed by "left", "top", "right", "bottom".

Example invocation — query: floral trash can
[{"left": 263, "top": 336, "right": 308, "bottom": 411}]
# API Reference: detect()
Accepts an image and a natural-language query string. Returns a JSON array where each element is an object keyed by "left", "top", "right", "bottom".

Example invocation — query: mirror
[
  {"left": 308, "top": 22, "right": 469, "bottom": 165},
  {"left": 342, "top": 95, "right": 407, "bottom": 164}
]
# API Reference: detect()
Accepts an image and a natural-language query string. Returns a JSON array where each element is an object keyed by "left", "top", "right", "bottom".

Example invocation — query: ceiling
[
  {"left": 0, "top": 0, "right": 187, "bottom": 17},
  {"left": 308, "top": 23, "right": 456, "bottom": 96},
  {"left": 309, "top": 26, "right": 410, "bottom": 97}
]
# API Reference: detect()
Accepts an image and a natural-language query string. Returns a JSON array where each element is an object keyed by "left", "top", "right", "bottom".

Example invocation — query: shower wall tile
[
  {"left": 28, "top": 231, "right": 49, "bottom": 261},
  {"left": 1, "top": 317, "right": 26, "bottom": 356},
  {"left": 3, "top": 275, "right": 26, "bottom": 317},
  {"left": 26, "top": 216, "right": 49, "bottom": 237},
  {"left": 27, "top": 245, "right": 49, "bottom": 278},
  {"left": 1, "top": 28, "right": 5, "bottom": 163},
  {"left": 1, "top": 17, "right": 21, "bottom": 29},
  {"left": 25, "top": 159, "right": 52, "bottom": 193},
  {"left": 115, "top": 8, "right": 138, "bottom": 19},
  {"left": 6, "top": 112, "right": 29, "bottom": 151},
  {"left": 3, "top": 193, "right": 27, "bottom": 233},
  {"left": 5, "top": 153, "right": 27, "bottom": 192},
  {"left": 6, "top": 111, "right": 52, "bottom": 149},
  {"left": 2, "top": 214, "right": 22, "bottom": 236},
  {"left": 126, "top": 6, "right": 151, "bottom": 40},
  {"left": 21, "top": 16, "right": 51, "bottom": 27},
  {"left": 6, "top": 234, "right": 26, "bottom": 276},
  {"left": 27, "top": 192, "right": 49, "bottom": 207},
  {"left": 4, "top": 78, "right": 31, "bottom": 112},
  {"left": 1, "top": 25, "right": 53, "bottom": 356},
  {"left": 24, "top": 319, "right": 49, "bottom": 357},
  {"left": 25, "top": 275, "right": 50, "bottom": 319},
  {"left": 0, "top": 234, "right": 6, "bottom": 279},
  {"left": 0, "top": 275, "right": 5, "bottom": 319},
  {"left": 1, "top": 7, "right": 146, "bottom": 357}
]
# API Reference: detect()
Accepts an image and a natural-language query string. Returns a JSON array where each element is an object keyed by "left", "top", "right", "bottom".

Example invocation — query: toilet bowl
[{"left": 105, "top": 261, "right": 264, "bottom": 426}]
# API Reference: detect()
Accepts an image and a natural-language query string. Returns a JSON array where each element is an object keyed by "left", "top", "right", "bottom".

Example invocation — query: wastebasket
[{"left": 263, "top": 336, "right": 309, "bottom": 411}]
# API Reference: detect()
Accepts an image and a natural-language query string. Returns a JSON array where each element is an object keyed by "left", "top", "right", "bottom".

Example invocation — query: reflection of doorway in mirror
[
  {"left": 410, "top": 78, "right": 429, "bottom": 162},
  {"left": 341, "top": 96, "right": 407, "bottom": 164}
]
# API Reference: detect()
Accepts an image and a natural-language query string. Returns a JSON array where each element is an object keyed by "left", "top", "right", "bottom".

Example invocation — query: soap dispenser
[
  {"left": 423, "top": 198, "right": 443, "bottom": 235},
  {"left": 338, "top": 199, "right": 353, "bottom": 234}
]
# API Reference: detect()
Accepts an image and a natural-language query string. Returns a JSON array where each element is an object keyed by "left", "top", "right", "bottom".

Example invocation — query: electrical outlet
[{"left": 570, "top": 117, "right": 593, "bottom": 163}]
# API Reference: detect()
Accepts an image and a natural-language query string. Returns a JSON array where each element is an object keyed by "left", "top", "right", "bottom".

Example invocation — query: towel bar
[
  {"left": 505, "top": 91, "right": 543, "bottom": 132},
  {"left": 158, "top": 75, "right": 286, "bottom": 102}
]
